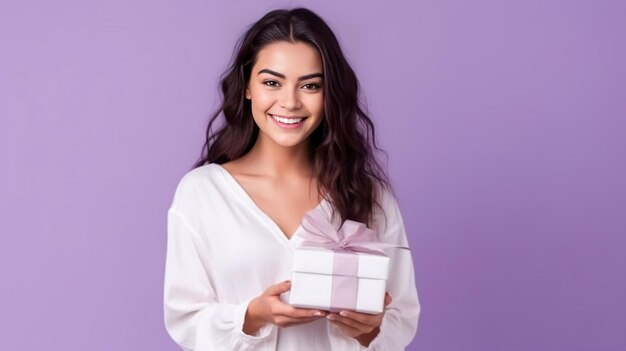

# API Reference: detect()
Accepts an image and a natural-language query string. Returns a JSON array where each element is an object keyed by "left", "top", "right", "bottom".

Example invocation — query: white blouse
[{"left": 164, "top": 164, "right": 420, "bottom": 350}]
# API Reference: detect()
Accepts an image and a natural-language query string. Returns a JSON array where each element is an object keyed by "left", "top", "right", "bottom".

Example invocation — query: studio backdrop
[{"left": 1, "top": 0, "right": 624, "bottom": 350}]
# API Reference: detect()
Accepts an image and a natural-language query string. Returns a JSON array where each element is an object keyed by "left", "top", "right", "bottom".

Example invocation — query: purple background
[{"left": 1, "top": 0, "right": 624, "bottom": 350}]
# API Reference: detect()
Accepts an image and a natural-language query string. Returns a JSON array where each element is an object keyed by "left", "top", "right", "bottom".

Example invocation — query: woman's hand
[
  {"left": 326, "top": 293, "right": 392, "bottom": 346},
  {"left": 243, "top": 280, "right": 327, "bottom": 335}
]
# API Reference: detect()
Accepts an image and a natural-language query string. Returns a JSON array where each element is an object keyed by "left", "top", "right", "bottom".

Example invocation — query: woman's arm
[
  {"left": 328, "top": 189, "right": 421, "bottom": 350},
  {"left": 364, "top": 189, "right": 421, "bottom": 350},
  {"left": 164, "top": 210, "right": 275, "bottom": 351}
]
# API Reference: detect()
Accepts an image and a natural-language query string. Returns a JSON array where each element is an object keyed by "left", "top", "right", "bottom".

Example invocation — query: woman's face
[{"left": 246, "top": 41, "right": 324, "bottom": 149}]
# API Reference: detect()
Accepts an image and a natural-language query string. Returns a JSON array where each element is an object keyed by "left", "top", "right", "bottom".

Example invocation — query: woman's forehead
[{"left": 253, "top": 41, "right": 323, "bottom": 76}]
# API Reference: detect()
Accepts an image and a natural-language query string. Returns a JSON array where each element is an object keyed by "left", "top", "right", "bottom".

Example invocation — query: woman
[{"left": 164, "top": 7, "right": 420, "bottom": 350}]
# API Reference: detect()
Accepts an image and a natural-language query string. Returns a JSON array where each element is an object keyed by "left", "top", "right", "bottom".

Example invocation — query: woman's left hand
[{"left": 326, "top": 293, "right": 392, "bottom": 345}]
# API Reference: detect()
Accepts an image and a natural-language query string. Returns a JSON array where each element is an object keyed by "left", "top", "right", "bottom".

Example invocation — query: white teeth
[{"left": 271, "top": 114, "right": 304, "bottom": 124}]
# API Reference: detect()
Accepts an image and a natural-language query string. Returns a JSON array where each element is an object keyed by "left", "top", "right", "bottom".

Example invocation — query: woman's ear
[{"left": 245, "top": 85, "right": 251, "bottom": 100}]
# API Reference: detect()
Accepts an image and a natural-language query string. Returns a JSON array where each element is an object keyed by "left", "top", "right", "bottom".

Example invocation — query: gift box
[
  {"left": 287, "top": 207, "right": 401, "bottom": 314},
  {"left": 289, "top": 247, "right": 389, "bottom": 314}
]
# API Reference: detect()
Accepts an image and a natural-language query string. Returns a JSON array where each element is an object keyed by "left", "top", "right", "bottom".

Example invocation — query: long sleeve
[
  {"left": 361, "top": 190, "right": 421, "bottom": 350},
  {"left": 163, "top": 209, "right": 276, "bottom": 350}
]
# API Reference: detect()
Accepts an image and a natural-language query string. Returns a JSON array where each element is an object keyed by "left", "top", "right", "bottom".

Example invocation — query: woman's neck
[{"left": 242, "top": 135, "right": 313, "bottom": 178}]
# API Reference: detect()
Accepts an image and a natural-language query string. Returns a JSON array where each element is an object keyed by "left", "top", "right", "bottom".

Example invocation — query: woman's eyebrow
[{"left": 258, "top": 68, "right": 323, "bottom": 81}]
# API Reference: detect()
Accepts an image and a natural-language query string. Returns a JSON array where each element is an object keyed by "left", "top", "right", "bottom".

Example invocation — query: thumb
[
  {"left": 384, "top": 292, "right": 392, "bottom": 306},
  {"left": 266, "top": 280, "right": 291, "bottom": 296}
]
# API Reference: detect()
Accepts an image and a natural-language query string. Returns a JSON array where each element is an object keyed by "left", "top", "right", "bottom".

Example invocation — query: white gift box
[{"left": 288, "top": 247, "right": 390, "bottom": 314}]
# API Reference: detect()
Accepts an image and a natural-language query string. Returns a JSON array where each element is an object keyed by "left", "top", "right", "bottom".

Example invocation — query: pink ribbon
[
  {"left": 300, "top": 208, "right": 405, "bottom": 254},
  {"left": 299, "top": 208, "right": 408, "bottom": 311}
]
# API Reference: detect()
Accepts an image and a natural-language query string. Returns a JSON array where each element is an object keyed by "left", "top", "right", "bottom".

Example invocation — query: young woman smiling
[{"left": 164, "top": 8, "right": 420, "bottom": 350}]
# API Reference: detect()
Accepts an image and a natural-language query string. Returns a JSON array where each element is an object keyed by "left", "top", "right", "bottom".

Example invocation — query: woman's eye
[
  {"left": 263, "top": 80, "right": 280, "bottom": 87},
  {"left": 302, "top": 83, "right": 321, "bottom": 90}
]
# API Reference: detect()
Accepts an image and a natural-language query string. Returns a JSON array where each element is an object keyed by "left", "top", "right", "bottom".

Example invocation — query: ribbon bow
[{"left": 300, "top": 207, "right": 407, "bottom": 254}]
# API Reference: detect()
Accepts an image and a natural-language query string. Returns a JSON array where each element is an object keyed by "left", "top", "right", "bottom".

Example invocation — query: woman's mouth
[{"left": 269, "top": 114, "right": 307, "bottom": 129}]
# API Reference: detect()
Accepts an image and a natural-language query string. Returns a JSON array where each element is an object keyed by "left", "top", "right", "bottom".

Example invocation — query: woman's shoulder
[
  {"left": 370, "top": 183, "right": 406, "bottom": 238},
  {"left": 169, "top": 163, "right": 227, "bottom": 211},
  {"left": 174, "top": 163, "right": 224, "bottom": 190},
  {"left": 374, "top": 183, "right": 400, "bottom": 213}
]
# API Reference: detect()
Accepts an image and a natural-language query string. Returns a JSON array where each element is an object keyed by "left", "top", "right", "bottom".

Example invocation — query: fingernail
[
  {"left": 339, "top": 311, "right": 348, "bottom": 317},
  {"left": 314, "top": 311, "right": 325, "bottom": 316},
  {"left": 326, "top": 314, "right": 335, "bottom": 320}
]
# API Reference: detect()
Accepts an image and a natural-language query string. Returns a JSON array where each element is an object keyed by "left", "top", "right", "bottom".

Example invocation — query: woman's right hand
[{"left": 243, "top": 280, "right": 327, "bottom": 334}]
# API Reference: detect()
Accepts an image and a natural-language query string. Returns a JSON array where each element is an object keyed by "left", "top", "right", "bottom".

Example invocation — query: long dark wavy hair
[{"left": 193, "top": 7, "right": 390, "bottom": 225}]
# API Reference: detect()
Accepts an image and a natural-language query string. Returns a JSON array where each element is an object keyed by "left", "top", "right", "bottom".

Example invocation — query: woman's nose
[{"left": 278, "top": 88, "right": 302, "bottom": 110}]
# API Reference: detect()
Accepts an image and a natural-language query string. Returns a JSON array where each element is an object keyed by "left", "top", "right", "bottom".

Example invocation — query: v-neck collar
[{"left": 211, "top": 163, "right": 329, "bottom": 244}]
